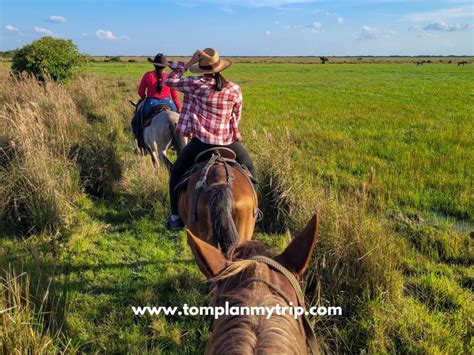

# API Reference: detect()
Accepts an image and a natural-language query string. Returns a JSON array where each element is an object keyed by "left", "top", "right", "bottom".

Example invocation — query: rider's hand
[
  {"left": 185, "top": 51, "right": 201, "bottom": 70},
  {"left": 197, "top": 50, "right": 210, "bottom": 59}
]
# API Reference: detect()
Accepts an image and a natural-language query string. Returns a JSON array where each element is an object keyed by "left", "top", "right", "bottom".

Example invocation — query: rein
[{"left": 214, "top": 255, "right": 321, "bottom": 354}]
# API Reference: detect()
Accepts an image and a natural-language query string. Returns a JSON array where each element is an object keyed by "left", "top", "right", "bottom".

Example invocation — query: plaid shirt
[{"left": 164, "top": 61, "right": 242, "bottom": 145}]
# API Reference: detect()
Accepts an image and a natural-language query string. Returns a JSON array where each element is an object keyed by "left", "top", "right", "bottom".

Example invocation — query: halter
[{"left": 214, "top": 255, "right": 321, "bottom": 354}]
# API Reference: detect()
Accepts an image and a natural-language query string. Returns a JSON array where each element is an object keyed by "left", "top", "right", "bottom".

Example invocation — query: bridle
[{"left": 214, "top": 255, "right": 321, "bottom": 354}]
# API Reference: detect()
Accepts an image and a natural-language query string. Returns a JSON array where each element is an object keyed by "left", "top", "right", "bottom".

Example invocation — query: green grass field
[
  {"left": 90, "top": 61, "right": 474, "bottom": 220},
  {"left": 1, "top": 61, "right": 473, "bottom": 353}
]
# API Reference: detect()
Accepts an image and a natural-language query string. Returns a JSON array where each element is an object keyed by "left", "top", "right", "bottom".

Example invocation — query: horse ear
[
  {"left": 275, "top": 214, "right": 319, "bottom": 278},
  {"left": 187, "top": 229, "right": 226, "bottom": 279}
]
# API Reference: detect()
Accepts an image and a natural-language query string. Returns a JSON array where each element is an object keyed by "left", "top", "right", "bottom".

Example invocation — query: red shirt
[
  {"left": 138, "top": 71, "right": 181, "bottom": 112},
  {"left": 164, "top": 61, "right": 242, "bottom": 146}
]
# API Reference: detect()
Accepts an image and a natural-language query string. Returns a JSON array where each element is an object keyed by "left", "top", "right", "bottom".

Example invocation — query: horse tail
[{"left": 207, "top": 185, "right": 239, "bottom": 253}]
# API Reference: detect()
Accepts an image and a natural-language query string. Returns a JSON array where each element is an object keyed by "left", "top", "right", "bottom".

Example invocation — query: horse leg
[
  {"left": 150, "top": 142, "right": 159, "bottom": 168},
  {"left": 150, "top": 150, "right": 159, "bottom": 168}
]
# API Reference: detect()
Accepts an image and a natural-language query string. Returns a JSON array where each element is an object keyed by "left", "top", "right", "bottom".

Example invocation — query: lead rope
[{"left": 249, "top": 255, "right": 321, "bottom": 355}]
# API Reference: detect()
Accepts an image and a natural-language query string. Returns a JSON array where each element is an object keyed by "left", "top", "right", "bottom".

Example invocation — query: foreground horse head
[
  {"left": 178, "top": 149, "right": 258, "bottom": 252},
  {"left": 187, "top": 214, "right": 321, "bottom": 355}
]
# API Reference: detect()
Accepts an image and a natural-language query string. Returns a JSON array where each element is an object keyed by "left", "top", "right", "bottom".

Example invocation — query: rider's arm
[
  {"left": 232, "top": 88, "right": 243, "bottom": 126},
  {"left": 164, "top": 61, "right": 202, "bottom": 94},
  {"left": 137, "top": 73, "right": 148, "bottom": 99},
  {"left": 170, "top": 87, "right": 181, "bottom": 113},
  {"left": 165, "top": 52, "right": 203, "bottom": 94}
]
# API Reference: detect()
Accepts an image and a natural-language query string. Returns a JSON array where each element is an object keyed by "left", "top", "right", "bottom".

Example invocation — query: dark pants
[{"left": 169, "top": 137, "right": 257, "bottom": 215}]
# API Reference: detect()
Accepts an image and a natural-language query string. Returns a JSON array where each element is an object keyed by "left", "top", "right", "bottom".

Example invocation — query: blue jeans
[
  {"left": 131, "top": 98, "right": 177, "bottom": 136},
  {"left": 143, "top": 98, "right": 177, "bottom": 117}
]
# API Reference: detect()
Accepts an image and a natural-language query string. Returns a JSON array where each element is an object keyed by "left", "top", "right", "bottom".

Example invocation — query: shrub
[
  {"left": 320, "top": 56, "right": 329, "bottom": 64},
  {"left": 12, "top": 37, "right": 85, "bottom": 81},
  {"left": 108, "top": 56, "right": 122, "bottom": 62}
]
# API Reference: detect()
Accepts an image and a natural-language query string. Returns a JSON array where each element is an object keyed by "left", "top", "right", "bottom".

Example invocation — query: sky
[{"left": 1, "top": 0, "right": 473, "bottom": 56}]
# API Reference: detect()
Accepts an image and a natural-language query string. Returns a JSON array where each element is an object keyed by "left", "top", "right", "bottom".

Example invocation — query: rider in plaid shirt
[
  {"left": 164, "top": 48, "right": 257, "bottom": 231},
  {"left": 165, "top": 61, "right": 242, "bottom": 145}
]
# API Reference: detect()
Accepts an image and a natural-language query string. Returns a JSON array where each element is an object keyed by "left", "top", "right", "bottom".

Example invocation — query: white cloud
[
  {"left": 337, "top": 16, "right": 344, "bottom": 24},
  {"left": 407, "top": 6, "right": 473, "bottom": 22},
  {"left": 47, "top": 16, "right": 66, "bottom": 23},
  {"left": 35, "top": 27, "right": 54, "bottom": 36},
  {"left": 308, "top": 21, "right": 322, "bottom": 29},
  {"left": 96, "top": 29, "right": 117, "bottom": 40},
  {"left": 409, "top": 20, "right": 472, "bottom": 37},
  {"left": 409, "top": 25, "right": 432, "bottom": 38},
  {"left": 423, "top": 20, "right": 471, "bottom": 31},
  {"left": 265, "top": 30, "right": 271, "bottom": 36},
  {"left": 304, "top": 21, "right": 322, "bottom": 32},
  {"left": 96, "top": 29, "right": 129, "bottom": 40},
  {"left": 5, "top": 25, "right": 19, "bottom": 32},
  {"left": 357, "top": 25, "right": 391, "bottom": 40},
  {"left": 284, "top": 21, "right": 322, "bottom": 33}
]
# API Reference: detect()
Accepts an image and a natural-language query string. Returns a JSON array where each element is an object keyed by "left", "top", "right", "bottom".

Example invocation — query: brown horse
[
  {"left": 178, "top": 148, "right": 258, "bottom": 252},
  {"left": 187, "top": 214, "right": 321, "bottom": 354}
]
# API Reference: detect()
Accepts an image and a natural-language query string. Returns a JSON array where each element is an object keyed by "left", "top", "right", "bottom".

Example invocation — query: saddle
[
  {"left": 175, "top": 148, "right": 257, "bottom": 224},
  {"left": 141, "top": 104, "right": 170, "bottom": 129},
  {"left": 195, "top": 147, "right": 236, "bottom": 163}
]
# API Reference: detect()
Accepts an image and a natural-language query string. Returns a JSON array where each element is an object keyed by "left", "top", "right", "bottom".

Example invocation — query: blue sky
[{"left": 1, "top": 1, "right": 473, "bottom": 55}]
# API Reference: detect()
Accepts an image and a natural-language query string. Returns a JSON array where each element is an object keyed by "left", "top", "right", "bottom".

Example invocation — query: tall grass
[
  {"left": 0, "top": 72, "right": 123, "bottom": 235},
  {"left": 0, "top": 268, "right": 72, "bottom": 353},
  {"left": 0, "top": 74, "right": 83, "bottom": 234},
  {"left": 0, "top": 71, "right": 131, "bottom": 351},
  {"left": 252, "top": 129, "right": 404, "bottom": 351}
]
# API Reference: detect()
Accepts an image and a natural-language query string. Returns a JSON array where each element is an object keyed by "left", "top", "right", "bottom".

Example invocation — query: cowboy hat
[
  {"left": 147, "top": 53, "right": 168, "bottom": 67},
  {"left": 189, "top": 48, "right": 232, "bottom": 74}
]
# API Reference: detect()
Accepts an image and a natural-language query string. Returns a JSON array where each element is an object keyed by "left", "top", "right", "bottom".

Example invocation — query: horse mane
[
  {"left": 207, "top": 177, "right": 239, "bottom": 253},
  {"left": 207, "top": 241, "right": 307, "bottom": 354}
]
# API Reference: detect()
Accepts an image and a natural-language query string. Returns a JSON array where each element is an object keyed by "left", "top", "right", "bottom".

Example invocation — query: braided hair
[{"left": 154, "top": 65, "right": 164, "bottom": 93}]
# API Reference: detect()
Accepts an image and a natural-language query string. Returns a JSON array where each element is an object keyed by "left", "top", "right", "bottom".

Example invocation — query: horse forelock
[
  {"left": 211, "top": 241, "right": 274, "bottom": 283},
  {"left": 207, "top": 241, "right": 307, "bottom": 354},
  {"left": 208, "top": 279, "right": 307, "bottom": 354}
]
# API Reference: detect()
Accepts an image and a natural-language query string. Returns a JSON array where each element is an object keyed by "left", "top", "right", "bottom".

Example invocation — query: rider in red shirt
[{"left": 132, "top": 53, "right": 181, "bottom": 136}]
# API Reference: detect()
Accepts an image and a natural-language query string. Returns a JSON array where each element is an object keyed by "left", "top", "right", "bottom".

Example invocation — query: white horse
[{"left": 132, "top": 100, "right": 187, "bottom": 169}]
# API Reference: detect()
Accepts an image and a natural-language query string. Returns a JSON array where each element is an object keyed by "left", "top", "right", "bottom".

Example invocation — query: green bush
[
  {"left": 108, "top": 56, "right": 122, "bottom": 62},
  {"left": 12, "top": 37, "right": 84, "bottom": 81}
]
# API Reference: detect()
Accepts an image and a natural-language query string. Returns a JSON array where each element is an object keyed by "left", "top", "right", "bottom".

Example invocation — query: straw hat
[
  {"left": 147, "top": 53, "right": 168, "bottom": 67},
  {"left": 189, "top": 48, "right": 232, "bottom": 74}
]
